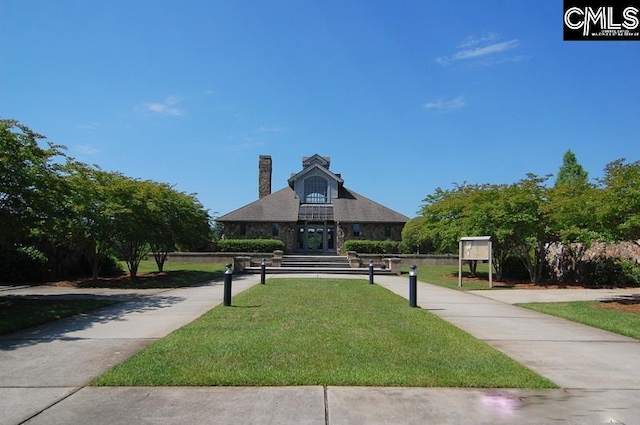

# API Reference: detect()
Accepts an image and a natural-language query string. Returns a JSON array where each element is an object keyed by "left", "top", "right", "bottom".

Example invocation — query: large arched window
[{"left": 304, "top": 176, "right": 328, "bottom": 203}]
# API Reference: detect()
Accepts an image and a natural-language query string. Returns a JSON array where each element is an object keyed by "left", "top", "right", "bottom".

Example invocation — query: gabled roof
[
  {"left": 333, "top": 187, "right": 409, "bottom": 223},
  {"left": 287, "top": 163, "right": 344, "bottom": 188},
  {"left": 217, "top": 187, "right": 300, "bottom": 222}
]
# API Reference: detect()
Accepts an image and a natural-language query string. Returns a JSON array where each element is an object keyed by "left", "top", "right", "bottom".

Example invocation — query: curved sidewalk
[{"left": 1, "top": 274, "right": 639, "bottom": 424}]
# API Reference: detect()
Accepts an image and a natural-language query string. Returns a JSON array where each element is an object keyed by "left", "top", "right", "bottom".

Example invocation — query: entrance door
[
  {"left": 297, "top": 223, "right": 336, "bottom": 253},
  {"left": 308, "top": 227, "right": 324, "bottom": 252}
]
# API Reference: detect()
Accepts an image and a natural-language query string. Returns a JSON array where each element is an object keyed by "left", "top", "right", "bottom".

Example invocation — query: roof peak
[{"left": 302, "top": 154, "right": 330, "bottom": 169}]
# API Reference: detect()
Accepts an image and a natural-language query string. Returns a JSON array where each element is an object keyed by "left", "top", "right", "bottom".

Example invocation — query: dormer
[{"left": 288, "top": 154, "right": 344, "bottom": 204}]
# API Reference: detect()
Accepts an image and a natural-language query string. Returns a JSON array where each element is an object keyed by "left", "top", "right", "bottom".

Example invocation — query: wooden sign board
[
  {"left": 458, "top": 236, "right": 493, "bottom": 288},
  {"left": 460, "top": 238, "right": 491, "bottom": 260}
]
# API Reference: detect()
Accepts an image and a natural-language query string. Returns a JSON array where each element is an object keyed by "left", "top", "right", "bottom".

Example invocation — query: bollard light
[
  {"left": 369, "top": 260, "right": 374, "bottom": 284},
  {"left": 260, "top": 258, "right": 266, "bottom": 285},
  {"left": 409, "top": 264, "right": 417, "bottom": 307},
  {"left": 223, "top": 263, "right": 233, "bottom": 306}
]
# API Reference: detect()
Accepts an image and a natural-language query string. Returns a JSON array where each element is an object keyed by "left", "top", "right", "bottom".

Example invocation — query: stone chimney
[{"left": 258, "top": 155, "right": 272, "bottom": 199}]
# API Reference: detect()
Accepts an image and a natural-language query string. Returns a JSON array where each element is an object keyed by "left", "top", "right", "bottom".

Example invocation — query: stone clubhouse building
[{"left": 218, "top": 154, "right": 409, "bottom": 254}]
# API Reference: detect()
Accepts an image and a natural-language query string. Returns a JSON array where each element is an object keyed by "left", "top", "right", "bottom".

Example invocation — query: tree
[
  {"left": 598, "top": 159, "right": 640, "bottom": 241},
  {"left": 400, "top": 216, "right": 433, "bottom": 254},
  {"left": 0, "top": 119, "right": 67, "bottom": 250},
  {"left": 62, "top": 163, "right": 122, "bottom": 281},
  {"left": 498, "top": 174, "right": 551, "bottom": 283},
  {"left": 417, "top": 176, "right": 552, "bottom": 283},
  {"left": 547, "top": 176, "right": 600, "bottom": 244},
  {"left": 147, "top": 183, "right": 211, "bottom": 272},
  {"left": 419, "top": 183, "right": 507, "bottom": 277},
  {"left": 1, "top": 120, "right": 214, "bottom": 282},
  {"left": 555, "top": 150, "right": 588, "bottom": 187},
  {"left": 111, "top": 177, "right": 156, "bottom": 279}
]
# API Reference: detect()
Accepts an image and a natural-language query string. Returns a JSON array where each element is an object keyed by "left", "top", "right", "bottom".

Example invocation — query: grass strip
[
  {"left": 406, "top": 264, "right": 492, "bottom": 290},
  {"left": 0, "top": 298, "right": 118, "bottom": 335},
  {"left": 93, "top": 278, "right": 555, "bottom": 388},
  {"left": 518, "top": 301, "right": 640, "bottom": 340}
]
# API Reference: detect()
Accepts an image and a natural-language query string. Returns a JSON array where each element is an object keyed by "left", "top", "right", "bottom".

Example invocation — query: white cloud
[
  {"left": 436, "top": 34, "right": 523, "bottom": 66},
  {"left": 77, "top": 122, "right": 101, "bottom": 130},
  {"left": 74, "top": 144, "right": 101, "bottom": 155},
  {"left": 457, "top": 32, "right": 498, "bottom": 49},
  {"left": 422, "top": 95, "right": 467, "bottom": 112},
  {"left": 139, "top": 96, "right": 184, "bottom": 116}
]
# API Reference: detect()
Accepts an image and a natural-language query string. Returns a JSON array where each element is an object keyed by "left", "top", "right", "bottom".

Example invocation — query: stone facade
[{"left": 222, "top": 222, "right": 404, "bottom": 254}]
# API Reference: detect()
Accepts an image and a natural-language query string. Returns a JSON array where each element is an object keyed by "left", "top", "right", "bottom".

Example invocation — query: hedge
[
  {"left": 343, "top": 240, "right": 400, "bottom": 254},
  {"left": 217, "top": 239, "right": 285, "bottom": 253}
]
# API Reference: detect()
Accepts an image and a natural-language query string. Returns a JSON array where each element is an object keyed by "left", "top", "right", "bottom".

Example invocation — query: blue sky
[{"left": 2, "top": 1, "right": 639, "bottom": 218}]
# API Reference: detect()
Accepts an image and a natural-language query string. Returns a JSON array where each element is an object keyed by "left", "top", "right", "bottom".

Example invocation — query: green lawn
[
  {"left": 406, "top": 264, "right": 493, "bottom": 290},
  {"left": 93, "top": 278, "right": 555, "bottom": 388},
  {"left": 0, "top": 298, "right": 119, "bottom": 335},
  {"left": 518, "top": 301, "right": 640, "bottom": 340},
  {"left": 110, "top": 260, "right": 227, "bottom": 288}
]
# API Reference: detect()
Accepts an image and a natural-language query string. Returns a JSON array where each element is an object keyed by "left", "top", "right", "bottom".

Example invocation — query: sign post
[{"left": 459, "top": 236, "right": 492, "bottom": 288}]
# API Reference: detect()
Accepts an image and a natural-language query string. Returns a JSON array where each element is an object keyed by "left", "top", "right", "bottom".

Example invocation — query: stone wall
[{"left": 546, "top": 241, "right": 640, "bottom": 283}]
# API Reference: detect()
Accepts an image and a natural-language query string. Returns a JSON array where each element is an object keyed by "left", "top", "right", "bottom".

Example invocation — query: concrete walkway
[{"left": 1, "top": 274, "right": 639, "bottom": 424}]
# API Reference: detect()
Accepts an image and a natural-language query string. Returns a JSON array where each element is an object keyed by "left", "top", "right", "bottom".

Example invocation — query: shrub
[
  {"left": 400, "top": 238, "right": 435, "bottom": 254},
  {"left": 502, "top": 256, "right": 533, "bottom": 281},
  {"left": 0, "top": 246, "right": 48, "bottom": 283},
  {"left": 343, "top": 240, "right": 400, "bottom": 254},
  {"left": 578, "top": 257, "right": 640, "bottom": 287},
  {"left": 218, "top": 239, "right": 285, "bottom": 253}
]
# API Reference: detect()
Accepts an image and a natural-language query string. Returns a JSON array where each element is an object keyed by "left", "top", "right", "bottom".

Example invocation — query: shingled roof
[
  {"left": 218, "top": 185, "right": 409, "bottom": 223},
  {"left": 217, "top": 187, "right": 300, "bottom": 222},
  {"left": 333, "top": 187, "right": 409, "bottom": 223}
]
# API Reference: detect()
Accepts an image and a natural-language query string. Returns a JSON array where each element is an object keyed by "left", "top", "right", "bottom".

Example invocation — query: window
[
  {"left": 353, "top": 223, "right": 361, "bottom": 237},
  {"left": 304, "top": 176, "right": 328, "bottom": 203},
  {"left": 272, "top": 223, "right": 279, "bottom": 237},
  {"left": 385, "top": 226, "right": 392, "bottom": 238},
  {"left": 239, "top": 223, "right": 247, "bottom": 236}
]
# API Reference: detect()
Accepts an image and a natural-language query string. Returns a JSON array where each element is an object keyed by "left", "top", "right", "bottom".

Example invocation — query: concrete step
[
  {"left": 281, "top": 255, "right": 350, "bottom": 269},
  {"left": 282, "top": 255, "right": 347, "bottom": 260},
  {"left": 283, "top": 255, "right": 346, "bottom": 259},
  {"left": 244, "top": 267, "right": 395, "bottom": 275},
  {"left": 281, "top": 262, "right": 351, "bottom": 268}
]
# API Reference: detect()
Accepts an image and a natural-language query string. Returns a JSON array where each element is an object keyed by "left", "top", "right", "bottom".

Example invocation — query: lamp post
[
  {"left": 223, "top": 263, "right": 233, "bottom": 306},
  {"left": 260, "top": 258, "right": 266, "bottom": 285},
  {"left": 409, "top": 265, "right": 417, "bottom": 308},
  {"left": 369, "top": 260, "right": 374, "bottom": 284}
]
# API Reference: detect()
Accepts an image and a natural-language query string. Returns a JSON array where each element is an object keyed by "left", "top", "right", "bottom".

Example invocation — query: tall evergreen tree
[{"left": 555, "top": 150, "right": 588, "bottom": 186}]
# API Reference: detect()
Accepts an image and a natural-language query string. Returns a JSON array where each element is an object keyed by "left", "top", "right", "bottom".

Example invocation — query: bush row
[
  {"left": 342, "top": 240, "right": 400, "bottom": 254},
  {"left": 501, "top": 255, "right": 640, "bottom": 287},
  {"left": 217, "top": 239, "right": 285, "bottom": 253}
]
